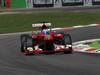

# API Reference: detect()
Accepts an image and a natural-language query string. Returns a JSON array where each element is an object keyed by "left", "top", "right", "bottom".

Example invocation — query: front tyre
[
  {"left": 63, "top": 34, "right": 73, "bottom": 54},
  {"left": 64, "top": 47, "right": 73, "bottom": 54},
  {"left": 20, "top": 34, "right": 33, "bottom": 53}
]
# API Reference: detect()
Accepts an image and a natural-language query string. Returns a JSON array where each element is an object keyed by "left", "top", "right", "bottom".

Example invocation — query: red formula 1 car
[{"left": 20, "top": 22, "right": 73, "bottom": 55}]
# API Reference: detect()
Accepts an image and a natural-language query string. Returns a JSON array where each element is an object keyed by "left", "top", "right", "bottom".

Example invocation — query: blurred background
[{"left": 0, "top": 0, "right": 100, "bottom": 8}]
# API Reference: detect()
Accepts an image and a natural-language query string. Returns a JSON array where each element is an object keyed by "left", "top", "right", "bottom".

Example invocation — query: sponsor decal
[
  {"left": 34, "top": 0, "right": 53, "bottom": 4},
  {"left": 63, "top": 0, "right": 83, "bottom": 3},
  {"left": 32, "top": 23, "right": 51, "bottom": 27}
]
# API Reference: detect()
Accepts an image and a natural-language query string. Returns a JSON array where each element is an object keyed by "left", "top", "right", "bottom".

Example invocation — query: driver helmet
[{"left": 42, "top": 30, "right": 49, "bottom": 34}]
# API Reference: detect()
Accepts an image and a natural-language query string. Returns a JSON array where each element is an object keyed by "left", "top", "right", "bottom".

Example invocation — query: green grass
[
  {"left": 89, "top": 44, "right": 100, "bottom": 49},
  {"left": 88, "top": 40, "right": 100, "bottom": 49},
  {"left": 0, "top": 11, "right": 100, "bottom": 33}
]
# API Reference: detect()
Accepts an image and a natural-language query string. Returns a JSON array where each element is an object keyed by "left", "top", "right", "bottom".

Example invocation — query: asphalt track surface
[
  {"left": 0, "top": 6, "right": 100, "bottom": 75},
  {"left": 0, "top": 26, "right": 100, "bottom": 75}
]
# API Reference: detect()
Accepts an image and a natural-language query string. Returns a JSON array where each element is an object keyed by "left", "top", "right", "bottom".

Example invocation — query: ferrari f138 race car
[{"left": 20, "top": 22, "right": 73, "bottom": 55}]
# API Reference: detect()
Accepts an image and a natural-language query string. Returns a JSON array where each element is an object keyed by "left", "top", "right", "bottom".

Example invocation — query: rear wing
[{"left": 32, "top": 23, "right": 51, "bottom": 27}]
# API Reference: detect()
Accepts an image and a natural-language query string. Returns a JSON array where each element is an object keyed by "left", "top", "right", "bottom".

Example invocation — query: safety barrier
[{"left": 0, "top": 0, "right": 100, "bottom": 8}]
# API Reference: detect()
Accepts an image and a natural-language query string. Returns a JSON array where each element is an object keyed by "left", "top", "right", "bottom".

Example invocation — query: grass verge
[
  {"left": 0, "top": 11, "right": 100, "bottom": 33},
  {"left": 89, "top": 44, "right": 100, "bottom": 49},
  {"left": 88, "top": 40, "right": 100, "bottom": 49}
]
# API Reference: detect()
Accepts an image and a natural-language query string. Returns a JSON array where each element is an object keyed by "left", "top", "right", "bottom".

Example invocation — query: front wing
[{"left": 23, "top": 45, "right": 72, "bottom": 55}]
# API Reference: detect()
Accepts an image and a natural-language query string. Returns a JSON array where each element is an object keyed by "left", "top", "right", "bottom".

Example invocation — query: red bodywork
[{"left": 23, "top": 31, "right": 72, "bottom": 55}]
